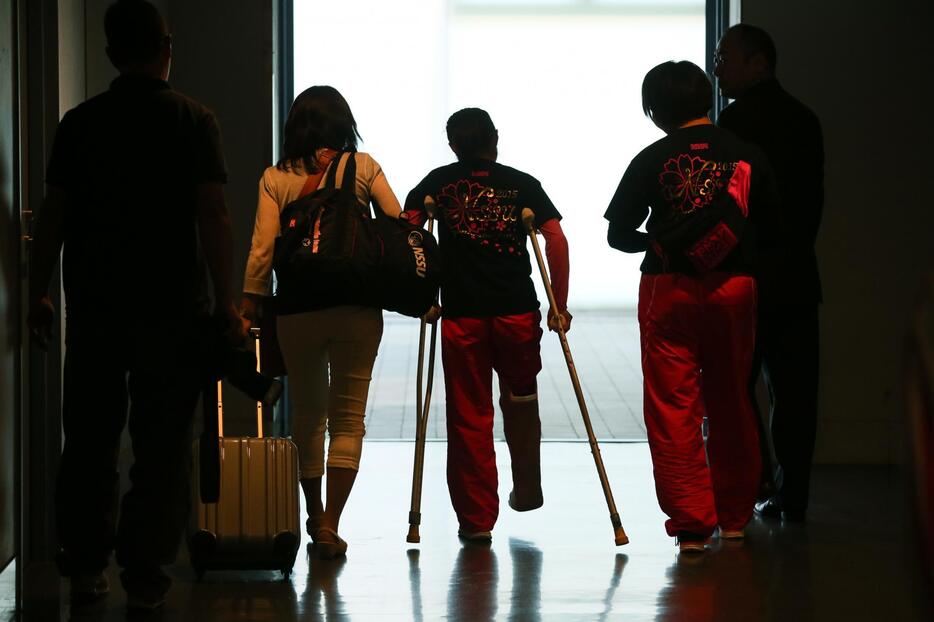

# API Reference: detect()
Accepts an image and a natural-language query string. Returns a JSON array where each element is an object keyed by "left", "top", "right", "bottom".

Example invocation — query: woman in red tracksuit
[
  {"left": 605, "top": 61, "right": 780, "bottom": 552},
  {"left": 404, "top": 108, "right": 571, "bottom": 542}
]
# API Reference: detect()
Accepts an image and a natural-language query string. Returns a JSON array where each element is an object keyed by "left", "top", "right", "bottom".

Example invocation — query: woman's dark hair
[
  {"left": 446, "top": 108, "right": 496, "bottom": 159},
  {"left": 641, "top": 61, "right": 713, "bottom": 130},
  {"left": 105, "top": 0, "right": 167, "bottom": 67},
  {"left": 277, "top": 85, "right": 361, "bottom": 173}
]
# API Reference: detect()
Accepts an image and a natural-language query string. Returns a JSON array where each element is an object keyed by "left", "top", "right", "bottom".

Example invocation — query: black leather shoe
[
  {"left": 754, "top": 497, "right": 784, "bottom": 520},
  {"left": 755, "top": 497, "right": 806, "bottom": 522}
]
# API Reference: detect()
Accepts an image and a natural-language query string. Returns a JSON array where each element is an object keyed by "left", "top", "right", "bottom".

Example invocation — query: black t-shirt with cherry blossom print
[
  {"left": 604, "top": 124, "right": 780, "bottom": 276},
  {"left": 404, "top": 158, "right": 561, "bottom": 318}
]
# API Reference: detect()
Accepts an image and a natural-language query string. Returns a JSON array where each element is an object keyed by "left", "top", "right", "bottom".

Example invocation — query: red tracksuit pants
[
  {"left": 442, "top": 312, "right": 543, "bottom": 532},
  {"left": 639, "top": 273, "right": 759, "bottom": 537}
]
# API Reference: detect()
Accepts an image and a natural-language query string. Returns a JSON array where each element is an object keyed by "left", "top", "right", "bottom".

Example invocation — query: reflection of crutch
[
  {"left": 522, "top": 208, "right": 629, "bottom": 546},
  {"left": 407, "top": 196, "right": 439, "bottom": 543}
]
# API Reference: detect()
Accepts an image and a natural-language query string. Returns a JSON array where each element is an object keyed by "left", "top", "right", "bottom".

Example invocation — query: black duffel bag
[
  {"left": 273, "top": 152, "right": 439, "bottom": 318},
  {"left": 368, "top": 202, "right": 440, "bottom": 318}
]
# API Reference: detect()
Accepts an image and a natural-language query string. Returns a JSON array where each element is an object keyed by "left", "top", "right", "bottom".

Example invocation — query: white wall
[{"left": 742, "top": 0, "right": 934, "bottom": 464}]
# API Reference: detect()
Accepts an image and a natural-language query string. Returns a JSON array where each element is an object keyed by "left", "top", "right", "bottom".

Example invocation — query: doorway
[{"left": 287, "top": 0, "right": 714, "bottom": 440}]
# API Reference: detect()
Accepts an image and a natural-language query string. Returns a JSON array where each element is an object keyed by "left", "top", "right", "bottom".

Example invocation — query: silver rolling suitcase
[{"left": 189, "top": 330, "right": 300, "bottom": 578}]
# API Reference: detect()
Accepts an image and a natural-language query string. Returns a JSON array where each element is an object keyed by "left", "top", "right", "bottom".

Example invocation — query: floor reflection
[
  {"left": 654, "top": 523, "right": 818, "bottom": 622},
  {"left": 299, "top": 544, "right": 348, "bottom": 622},
  {"left": 598, "top": 553, "right": 628, "bottom": 621},
  {"left": 507, "top": 538, "right": 542, "bottom": 621},
  {"left": 39, "top": 445, "right": 930, "bottom": 620},
  {"left": 447, "top": 543, "right": 498, "bottom": 621}
]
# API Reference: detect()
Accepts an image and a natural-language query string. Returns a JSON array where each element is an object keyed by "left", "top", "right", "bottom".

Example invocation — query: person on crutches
[
  {"left": 605, "top": 61, "right": 781, "bottom": 554},
  {"left": 402, "top": 108, "right": 571, "bottom": 543}
]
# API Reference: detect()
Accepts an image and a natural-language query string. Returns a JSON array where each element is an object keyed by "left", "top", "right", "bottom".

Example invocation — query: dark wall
[
  {"left": 742, "top": 0, "right": 934, "bottom": 463},
  {"left": 0, "top": 0, "right": 18, "bottom": 571},
  {"left": 164, "top": 0, "right": 273, "bottom": 432}
]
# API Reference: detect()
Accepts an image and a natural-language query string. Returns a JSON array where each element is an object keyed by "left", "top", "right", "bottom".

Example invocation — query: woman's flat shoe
[
  {"left": 306, "top": 515, "right": 323, "bottom": 539},
  {"left": 314, "top": 528, "right": 348, "bottom": 559}
]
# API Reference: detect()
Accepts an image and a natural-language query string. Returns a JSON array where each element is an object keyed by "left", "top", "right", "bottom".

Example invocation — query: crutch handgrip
[
  {"left": 424, "top": 195, "right": 438, "bottom": 220},
  {"left": 521, "top": 207, "right": 536, "bottom": 233}
]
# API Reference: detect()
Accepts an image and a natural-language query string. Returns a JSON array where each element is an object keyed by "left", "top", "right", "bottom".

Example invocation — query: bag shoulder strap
[
  {"left": 299, "top": 150, "right": 339, "bottom": 198},
  {"left": 337, "top": 151, "right": 358, "bottom": 200}
]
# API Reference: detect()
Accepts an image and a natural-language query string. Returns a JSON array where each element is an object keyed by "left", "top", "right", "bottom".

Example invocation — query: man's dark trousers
[
  {"left": 56, "top": 319, "right": 201, "bottom": 575},
  {"left": 753, "top": 302, "right": 819, "bottom": 515}
]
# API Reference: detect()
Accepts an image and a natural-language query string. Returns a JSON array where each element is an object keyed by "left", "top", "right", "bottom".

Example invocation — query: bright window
[{"left": 293, "top": 0, "right": 706, "bottom": 307}]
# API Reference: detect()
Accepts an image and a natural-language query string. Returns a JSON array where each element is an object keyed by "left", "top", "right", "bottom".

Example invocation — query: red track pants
[
  {"left": 442, "top": 312, "right": 543, "bottom": 532},
  {"left": 639, "top": 273, "right": 759, "bottom": 537}
]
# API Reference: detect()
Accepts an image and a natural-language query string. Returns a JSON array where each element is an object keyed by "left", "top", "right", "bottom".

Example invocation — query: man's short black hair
[
  {"left": 726, "top": 23, "right": 777, "bottom": 74},
  {"left": 104, "top": 0, "right": 167, "bottom": 67},
  {"left": 446, "top": 108, "right": 496, "bottom": 159},
  {"left": 641, "top": 61, "right": 712, "bottom": 129}
]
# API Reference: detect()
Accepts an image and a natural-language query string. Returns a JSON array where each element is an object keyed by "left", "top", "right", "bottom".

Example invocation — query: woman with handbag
[{"left": 240, "top": 85, "right": 402, "bottom": 559}]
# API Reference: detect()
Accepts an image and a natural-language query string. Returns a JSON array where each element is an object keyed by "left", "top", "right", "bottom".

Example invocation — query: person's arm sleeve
[
  {"left": 197, "top": 182, "right": 236, "bottom": 309},
  {"left": 195, "top": 112, "right": 229, "bottom": 184},
  {"left": 32, "top": 112, "right": 75, "bottom": 302},
  {"left": 749, "top": 155, "right": 783, "bottom": 251},
  {"left": 28, "top": 185, "right": 66, "bottom": 304},
  {"left": 539, "top": 218, "right": 569, "bottom": 312},
  {"left": 400, "top": 179, "right": 430, "bottom": 228},
  {"left": 799, "top": 115, "right": 824, "bottom": 245},
  {"left": 45, "top": 111, "right": 75, "bottom": 189},
  {"left": 365, "top": 155, "right": 403, "bottom": 219},
  {"left": 243, "top": 172, "right": 280, "bottom": 296},
  {"left": 530, "top": 180, "right": 562, "bottom": 228},
  {"left": 604, "top": 162, "right": 649, "bottom": 253}
]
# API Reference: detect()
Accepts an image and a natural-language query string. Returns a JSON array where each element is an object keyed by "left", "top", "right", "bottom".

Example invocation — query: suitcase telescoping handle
[
  {"left": 213, "top": 328, "right": 265, "bottom": 439},
  {"left": 199, "top": 328, "right": 266, "bottom": 504},
  {"left": 251, "top": 327, "right": 264, "bottom": 439}
]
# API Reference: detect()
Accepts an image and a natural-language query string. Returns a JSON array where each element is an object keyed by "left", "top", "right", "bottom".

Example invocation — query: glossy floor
[
  {"left": 43, "top": 443, "right": 933, "bottom": 620},
  {"left": 365, "top": 311, "right": 646, "bottom": 440}
]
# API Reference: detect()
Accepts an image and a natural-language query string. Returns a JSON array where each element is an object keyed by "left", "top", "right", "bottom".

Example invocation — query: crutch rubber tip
[
  {"left": 406, "top": 526, "right": 421, "bottom": 544},
  {"left": 614, "top": 529, "right": 629, "bottom": 546}
]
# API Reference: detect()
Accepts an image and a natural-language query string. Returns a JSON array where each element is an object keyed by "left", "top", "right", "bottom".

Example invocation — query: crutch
[
  {"left": 407, "top": 196, "right": 440, "bottom": 543},
  {"left": 522, "top": 208, "right": 629, "bottom": 546}
]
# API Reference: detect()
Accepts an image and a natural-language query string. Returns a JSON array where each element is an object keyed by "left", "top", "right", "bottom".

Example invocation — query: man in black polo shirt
[
  {"left": 403, "top": 108, "right": 571, "bottom": 542},
  {"left": 716, "top": 24, "right": 824, "bottom": 522},
  {"left": 27, "top": 0, "right": 240, "bottom": 610}
]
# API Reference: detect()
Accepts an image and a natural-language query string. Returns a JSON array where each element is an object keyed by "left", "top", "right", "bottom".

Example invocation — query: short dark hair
[
  {"left": 104, "top": 0, "right": 167, "bottom": 67},
  {"left": 446, "top": 108, "right": 496, "bottom": 159},
  {"left": 278, "top": 85, "right": 361, "bottom": 173},
  {"left": 641, "top": 61, "right": 712, "bottom": 129},
  {"left": 727, "top": 24, "right": 777, "bottom": 74}
]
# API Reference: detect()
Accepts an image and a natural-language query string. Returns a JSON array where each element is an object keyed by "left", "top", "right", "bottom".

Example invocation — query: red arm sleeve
[
  {"left": 400, "top": 207, "right": 427, "bottom": 227},
  {"left": 538, "top": 218, "right": 569, "bottom": 312}
]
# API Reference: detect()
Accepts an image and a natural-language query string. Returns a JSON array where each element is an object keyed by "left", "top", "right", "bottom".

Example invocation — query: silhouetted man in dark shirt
[
  {"left": 27, "top": 0, "right": 242, "bottom": 611},
  {"left": 715, "top": 23, "right": 824, "bottom": 522}
]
